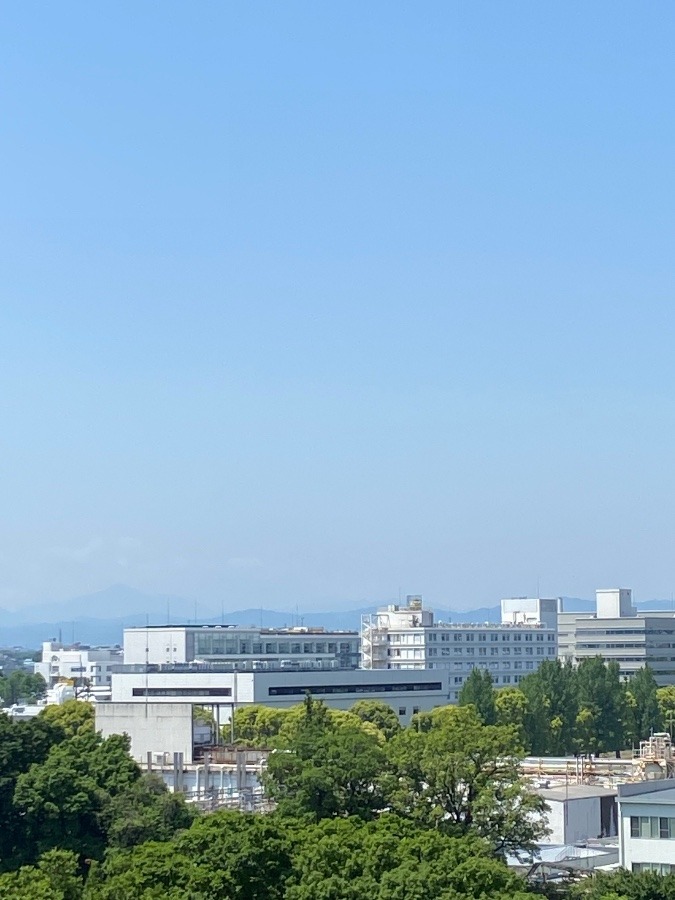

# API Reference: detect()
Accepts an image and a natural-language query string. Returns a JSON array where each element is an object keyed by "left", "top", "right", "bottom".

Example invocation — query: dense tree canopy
[{"left": 0, "top": 667, "right": 669, "bottom": 899}]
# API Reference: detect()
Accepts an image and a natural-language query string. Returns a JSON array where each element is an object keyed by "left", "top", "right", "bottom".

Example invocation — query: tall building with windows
[
  {"left": 361, "top": 596, "right": 558, "bottom": 701},
  {"left": 558, "top": 588, "right": 675, "bottom": 684}
]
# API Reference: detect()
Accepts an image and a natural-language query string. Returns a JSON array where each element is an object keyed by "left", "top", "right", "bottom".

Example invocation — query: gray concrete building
[{"left": 558, "top": 588, "right": 675, "bottom": 684}]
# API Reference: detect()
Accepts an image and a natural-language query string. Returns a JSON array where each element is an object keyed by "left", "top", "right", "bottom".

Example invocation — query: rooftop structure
[{"left": 123, "top": 624, "right": 360, "bottom": 671}]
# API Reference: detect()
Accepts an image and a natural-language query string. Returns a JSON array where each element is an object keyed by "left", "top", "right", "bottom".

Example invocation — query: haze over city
[{"left": 3, "top": 3, "right": 675, "bottom": 614}]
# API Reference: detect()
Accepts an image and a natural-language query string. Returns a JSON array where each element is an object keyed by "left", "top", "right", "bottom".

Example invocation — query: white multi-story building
[
  {"left": 361, "top": 596, "right": 558, "bottom": 701},
  {"left": 618, "top": 778, "right": 675, "bottom": 873},
  {"left": 558, "top": 588, "right": 675, "bottom": 684},
  {"left": 34, "top": 641, "right": 123, "bottom": 690},
  {"left": 123, "top": 624, "right": 360, "bottom": 671}
]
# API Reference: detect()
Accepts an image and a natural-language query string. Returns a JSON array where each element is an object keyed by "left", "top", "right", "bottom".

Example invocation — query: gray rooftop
[
  {"left": 619, "top": 787, "right": 675, "bottom": 806},
  {"left": 538, "top": 784, "right": 617, "bottom": 801}
]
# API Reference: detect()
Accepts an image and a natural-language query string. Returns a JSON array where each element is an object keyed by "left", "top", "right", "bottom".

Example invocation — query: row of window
[
  {"left": 132, "top": 687, "right": 233, "bottom": 697},
  {"left": 632, "top": 863, "right": 675, "bottom": 874},
  {"left": 426, "top": 646, "right": 553, "bottom": 657},
  {"left": 425, "top": 632, "right": 553, "bottom": 643},
  {"left": 630, "top": 816, "right": 675, "bottom": 840},
  {"left": 193, "top": 637, "right": 358, "bottom": 657},
  {"left": 268, "top": 682, "right": 443, "bottom": 696}
]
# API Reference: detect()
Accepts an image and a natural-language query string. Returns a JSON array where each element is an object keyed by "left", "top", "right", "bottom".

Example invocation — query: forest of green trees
[{"left": 0, "top": 661, "right": 674, "bottom": 898}]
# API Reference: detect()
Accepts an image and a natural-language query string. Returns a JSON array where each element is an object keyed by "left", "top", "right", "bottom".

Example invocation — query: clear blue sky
[{"left": 2, "top": 2, "right": 675, "bottom": 612}]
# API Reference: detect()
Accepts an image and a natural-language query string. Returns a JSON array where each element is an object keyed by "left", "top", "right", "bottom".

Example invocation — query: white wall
[
  {"left": 96, "top": 702, "right": 195, "bottom": 763},
  {"left": 123, "top": 629, "right": 189, "bottom": 665},
  {"left": 544, "top": 797, "right": 603, "bottom": 844}
]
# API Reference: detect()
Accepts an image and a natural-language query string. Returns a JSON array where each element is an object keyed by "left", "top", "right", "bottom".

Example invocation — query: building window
[
  {"left": 398, "top": 707, "right": 406, "bottom": 716},
  {"left": 629, "top": 816, "right": 675, "bottom": 839}
]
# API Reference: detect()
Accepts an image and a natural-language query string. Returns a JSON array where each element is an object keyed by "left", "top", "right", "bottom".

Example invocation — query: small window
[{"left": 398, "top": 707, "right": 406, "bottom": 716}]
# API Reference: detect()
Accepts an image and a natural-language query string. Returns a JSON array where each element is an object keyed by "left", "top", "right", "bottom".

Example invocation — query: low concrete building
[
  {"left": 537, "top": 784, "right": 618, "bottom": 844},
  {"left": 618, "top": 779, "right": 675, "bottom": 874},
  {"left": 110, "top": 665, "right": 452, "bottom": 725},
  {"left": 97, "top": 702, "right": 195, "bottom": 763}
]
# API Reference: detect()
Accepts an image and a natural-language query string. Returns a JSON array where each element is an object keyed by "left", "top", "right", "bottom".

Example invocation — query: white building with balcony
[
  {"left": 34, "top": 641, "right": 123, "bottom": 691},
  {"left": 361, "top": 596, "right": 558, "bottom": 701}
]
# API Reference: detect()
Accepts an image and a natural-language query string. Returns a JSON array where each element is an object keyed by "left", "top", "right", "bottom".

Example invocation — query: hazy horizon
[{"left": 3, "top": 4, "right": 675, "bottom": 611}]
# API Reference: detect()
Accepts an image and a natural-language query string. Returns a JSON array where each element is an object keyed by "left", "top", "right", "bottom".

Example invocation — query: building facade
[
  {"left": 123, "top": 625, "right": 360, "bottom": 671},
  {"left": 361, "top": 596, "right": 558, "bottom": 701},
  {"left": 558, "top": 589, "right": 675, "bottom": 684},
  {"left": 618, "top": 779, "right": 675, "bottom": 873},
  {"left": 110, "top": 665, "right": 452, "bottom": 725},
  {"left": 34, "top": 641, "right": 123, "bottom": 689}
]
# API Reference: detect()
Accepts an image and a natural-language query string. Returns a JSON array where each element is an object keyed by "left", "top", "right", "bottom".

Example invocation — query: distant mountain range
[{"left": 2, "top": 584, "right": 675, "bottom": 649}]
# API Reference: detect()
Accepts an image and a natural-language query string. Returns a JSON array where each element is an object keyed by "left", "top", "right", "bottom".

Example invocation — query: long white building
[
  {"left": 110, "top": 665, "right": 451, "bottom": 726},
  {"left": 123, "top": 624, "right": 360, "bottom": 671},
  {"left": 361, "top": 596, "right": 558, "bottom": 701}
]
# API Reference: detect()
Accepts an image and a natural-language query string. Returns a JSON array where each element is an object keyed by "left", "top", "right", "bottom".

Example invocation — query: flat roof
[
  {"left": 538, "top": 784, "right": 617, "bottom": 801},
  {"left": 124, "top": 625, "right": 358, "bottom": 634},
  {"left": 619, "top": 787, "right": 675, "bottom": 806}
]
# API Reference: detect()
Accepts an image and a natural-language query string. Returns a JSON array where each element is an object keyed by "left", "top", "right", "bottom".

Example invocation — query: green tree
[
  {"left": 103, "top": 773, "right": 196, "bottom": 850},
  {"left": 39, "top": 701, "right": 94, "bottom": 738},
  {"left": 658, "top": 685, "right": 675, "bottom": 737},
  {"left": 626, "top": 666, "right": 661, "bottom": 742},
  {"left": 0, "top": 672, "right": 46, "bottom": 707},
  {"left": 0, "top": 716, "right": 63, "bottom": 870},
  {"left": 458, "top": 668, "right": 496, "bottom": 725},
  {"left": 569, "top": 868, "right": 675, "bottom": 900},
  {"left": 231, "top": 705, "right": 289, "bottom": 746},
  {"left": 88, "top": 811, "right": 294, "bottom": 900},
  {"left": 14, "top": 731, "right": 141, "bottom": 862},
  {"left": 575, "top": 658, "right": 627, "bottom": 756},
  {"left": 0, "top": 850, "right": 82, "bottom": 900},
  {"left": 264, "top": 722, "right": 390, "bottom": 821},
  {"left": 386, "top": 705, "right": 548, "bottom": 857},
  {"left": 350, "top": 700, "right": 401, "bottom": 740},
  {"left": 519, "top": 659, "right": 578, "bottom": 755},
  {"left": 285, "top": 816, "right": 532, "bottom": 900},
  {"left": 495, "top": 687, "right": 529, "bottom": 749}
]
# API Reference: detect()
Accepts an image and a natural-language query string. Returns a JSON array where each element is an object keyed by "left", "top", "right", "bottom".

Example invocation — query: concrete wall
[
  {"left": 545, "top": 797, "right": 603, "bottom": 843},
  {"left": 123, "top": 629, "right": 189, "bottom": 665},
  {"left": 96, "top": 702, "right": 194, "bottom": 763}
]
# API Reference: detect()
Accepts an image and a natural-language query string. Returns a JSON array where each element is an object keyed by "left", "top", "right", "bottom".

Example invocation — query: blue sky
[{"left": 2, "top": 2, "right": 675, "bottom": 612}]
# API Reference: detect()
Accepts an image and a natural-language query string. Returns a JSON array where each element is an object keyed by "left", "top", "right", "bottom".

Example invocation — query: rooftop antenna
[
  {"left": 194, "top": 599, "right": 197, "bottom": 625},
  {"left": 221, "top": 599, "right": 225, "bottom": 626}
]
